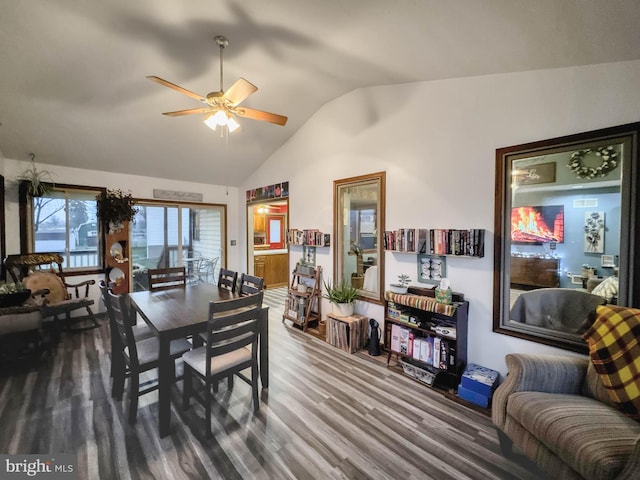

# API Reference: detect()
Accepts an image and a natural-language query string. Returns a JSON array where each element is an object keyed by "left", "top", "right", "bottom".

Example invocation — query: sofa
[{"left": 492, "top": 354, "right": 640, "bottom": 480}]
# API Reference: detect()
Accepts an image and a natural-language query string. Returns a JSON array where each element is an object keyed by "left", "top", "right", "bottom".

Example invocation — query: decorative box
[
  {"left": 460, "top": 363, "right": 499, "bottom": 397},
  {"left": 457, "top": 385, "right": 491, "bottom": 408}
]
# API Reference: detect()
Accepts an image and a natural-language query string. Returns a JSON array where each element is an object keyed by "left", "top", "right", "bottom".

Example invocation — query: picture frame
[
  {"left": 302, "top": 245, "right": 316, "bottom": 266},
  {"left": 601, "top": 254, "right": 616, "bottom": 268},
  {"left": 417, "top": 254, "right": 446, "bottom": 284}
]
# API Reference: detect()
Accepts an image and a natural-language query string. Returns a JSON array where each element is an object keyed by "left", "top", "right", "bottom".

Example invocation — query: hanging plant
[
  {"left": 96, "top": 189, "right": 137, "bottom": 231},
  {"left": 17, "top": 154, "right": 54, "bottom": 197}
]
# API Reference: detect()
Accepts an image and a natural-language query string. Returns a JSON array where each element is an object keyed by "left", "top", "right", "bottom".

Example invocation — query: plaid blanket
[{"left": 583, "top": 305, "right": 640, "bottom": 420}]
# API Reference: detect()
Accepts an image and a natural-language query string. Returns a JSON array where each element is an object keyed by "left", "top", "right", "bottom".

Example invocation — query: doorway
[{"left": 247, "top": 200, "right": 289, "bottom": 288}]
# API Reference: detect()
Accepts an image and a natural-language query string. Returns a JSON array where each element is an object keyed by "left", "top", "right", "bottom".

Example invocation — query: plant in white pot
[
  {"left": 323, "top": 280, "right": 359, "bottom": 316},
  {"left": 389, "top": 274, "right": 411, "bottom": 294}
]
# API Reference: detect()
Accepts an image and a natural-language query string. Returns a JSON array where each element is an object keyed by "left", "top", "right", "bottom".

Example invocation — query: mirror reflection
[
  {"left": 334, "top": 172, "right": 385, "bottom": 302},
  {"left": 494, "top": 124, "right": 639, "bottom": 351}
]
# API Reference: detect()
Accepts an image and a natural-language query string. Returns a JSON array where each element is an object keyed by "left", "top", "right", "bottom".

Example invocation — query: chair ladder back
[
  {"left": 218, "top": 268, "right": 238, "bottom": 292},
  {"left": 205, "top": 293, "right": 263, "bottom": 368},
  {"left": 107, "top": 289, "right": 138, "bottom": 366},
  {"left": 148, "top": 266, "right": 187, "bottom": 291},
  {"left": 239, "top": 273, "right": 264, "bottom": 296}
]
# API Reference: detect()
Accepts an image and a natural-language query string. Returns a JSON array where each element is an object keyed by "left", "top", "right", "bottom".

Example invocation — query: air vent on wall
[{"left": 573, "top": 199, "right": 598, "bottom": 208}]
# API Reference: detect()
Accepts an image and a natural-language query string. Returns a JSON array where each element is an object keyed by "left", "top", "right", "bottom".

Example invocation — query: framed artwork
[
  {"left": 513, "top": 162, "right": 556, "bottom": 186},
  {"left": 417, "top": 254, "right": 446, "bottom": 284},
  {"left": 601, "top": 254, "right": 616, "bottom": 268},
  {"left": 302, "top": 245, "right": 316, "bottom": 266},
  {"left": 584, "top": 211, "right": 604, "bottom": 253}
]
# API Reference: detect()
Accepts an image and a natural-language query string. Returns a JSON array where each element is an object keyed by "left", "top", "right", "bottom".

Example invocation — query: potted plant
[
  {"left": 389, "top": 274, "right": 411, "bottom": 294},
  {"left": 17, "top": 155, "right": 54, "bottom": 197},
  {"left": 96, "top": 188, "right": 137, "bottom": 233},
  {"left": 0, "top": 281, "right": 31, "bottom": 308},
  {"left": 323, "top": 280, "right": 359, "bottom": 316}
]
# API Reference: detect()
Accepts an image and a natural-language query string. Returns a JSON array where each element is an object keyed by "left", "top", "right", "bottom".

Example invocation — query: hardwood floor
[{"left": 0, "top": 288, "right": 547, "bottom": 479}]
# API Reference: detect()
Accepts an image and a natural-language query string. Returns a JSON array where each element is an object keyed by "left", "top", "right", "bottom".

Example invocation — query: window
[{"left": 23, "top": 184, "right": 103, "bottom": 272}]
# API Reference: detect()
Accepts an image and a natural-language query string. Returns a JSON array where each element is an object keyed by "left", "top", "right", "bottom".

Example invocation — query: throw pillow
[{"left": 583, "top": 305, "right": 640, "bottom": 421}]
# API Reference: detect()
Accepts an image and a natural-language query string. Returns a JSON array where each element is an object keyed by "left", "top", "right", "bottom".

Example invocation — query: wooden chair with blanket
[{"left": 4, "top": 253, "right": 99, "bottom": 332}]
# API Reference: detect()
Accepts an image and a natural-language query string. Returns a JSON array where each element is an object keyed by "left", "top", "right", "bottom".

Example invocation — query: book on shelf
[{"left": 428, "top": 229, "right": 485, "bottom": 257}]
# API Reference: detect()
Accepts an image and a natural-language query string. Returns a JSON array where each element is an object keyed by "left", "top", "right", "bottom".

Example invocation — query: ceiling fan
[{"left": 147, "top": 35, "right": 287, "bottom": 132}]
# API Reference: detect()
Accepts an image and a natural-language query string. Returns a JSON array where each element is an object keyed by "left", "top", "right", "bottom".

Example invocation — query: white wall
[
  {"left": 1, "top": 160, "right": 241, "bottom": 310},
  {"left": 240, "top": 59, "right": 640, "bottom": 376}
]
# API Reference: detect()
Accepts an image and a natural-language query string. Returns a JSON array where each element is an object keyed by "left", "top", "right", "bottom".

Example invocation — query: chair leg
[
  {"left": 128, "top": 372, "right": 139, "bottom": 424},
  {"left": 227, "top": 375, "right": 234, "bottom": 390},
  {"left": 182, "top": 366, "right": 192, "bottom": 411},
  {"left": 252, "top": 364, "right": 259, "bottom": 413},
  {"left": 112, "top": 364, "right": 125, "bottom": 400},
  {"left": 205, "top": 379, "right": 212, "bottom": 437}
]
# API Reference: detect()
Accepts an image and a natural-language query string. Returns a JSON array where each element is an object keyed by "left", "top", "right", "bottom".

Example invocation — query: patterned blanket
[{"left": 583, "top": 305, "right": 640, "bottom": 420}]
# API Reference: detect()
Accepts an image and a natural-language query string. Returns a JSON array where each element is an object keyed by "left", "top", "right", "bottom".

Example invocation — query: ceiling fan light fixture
[
  {"left": 204, "top": 114, "right": 218, "bottom": 131},
  {"left": 227, "top": 115, "right": 240, "bottom": 133}
]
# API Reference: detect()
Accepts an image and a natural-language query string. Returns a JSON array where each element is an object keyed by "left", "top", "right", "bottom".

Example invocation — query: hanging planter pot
[
  {"left": 17, "top": 154, "right": 54, "bottom": 197},
  {"left": 96, "top": 189, "right": 137, "bottom": 232}
]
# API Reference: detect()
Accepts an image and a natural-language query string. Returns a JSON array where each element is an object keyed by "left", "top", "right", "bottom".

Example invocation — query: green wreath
[{"left": 567, "top": 146, "right": 619, "bottom": 179}]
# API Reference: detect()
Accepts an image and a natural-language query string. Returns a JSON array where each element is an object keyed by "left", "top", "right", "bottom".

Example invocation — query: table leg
[
  {"left": 158, "top": 337, "right": 172, "bottom": 437},
  {"left": 259, "top": 307, "right": 269, "bottom": 388}
]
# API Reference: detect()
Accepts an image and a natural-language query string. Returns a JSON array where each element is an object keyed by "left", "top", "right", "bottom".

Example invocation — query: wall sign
[{"left": 153, "top": 189, "right": 203, "bottom": 202}]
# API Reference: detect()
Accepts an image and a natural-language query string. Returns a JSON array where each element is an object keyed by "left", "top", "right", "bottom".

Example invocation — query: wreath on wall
[{"left": 567, "top": 146, "right": 619, "bottom": 179}]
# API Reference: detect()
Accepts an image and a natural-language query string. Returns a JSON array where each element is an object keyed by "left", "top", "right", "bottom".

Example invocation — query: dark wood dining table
[{"left": 128, "top": 283, "right": 269, "bottom": 437}]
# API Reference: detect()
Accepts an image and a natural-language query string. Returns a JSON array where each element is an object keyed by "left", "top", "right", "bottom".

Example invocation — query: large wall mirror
[
  {"left": 334, "top": 172, "right": 386, "bottom": 303},
  {"left": 493, "top": 123, "right": 640, "bottom": 352}
]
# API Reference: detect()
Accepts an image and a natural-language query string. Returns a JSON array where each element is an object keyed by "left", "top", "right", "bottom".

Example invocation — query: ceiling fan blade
[
  {"left": 235, "top": 107, "right": 288, "bottom": 126},
  {"left": 147, "top": 76, "right": 206, "bottom": 102},
  {"left": 224, "top": 78, "right": 258, "bottom": 106},
  {"left": 162, "top": 107, "right": 215, "bottom": 117}
]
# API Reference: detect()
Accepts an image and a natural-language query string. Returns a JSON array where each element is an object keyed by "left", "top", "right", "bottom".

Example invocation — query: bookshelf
[
  {"left": 287, "top": 228, "right": 330, "bottom": 247},
  {"left": 384, "top": 228, "right": 485, "bottom": 258},
  {"left": 282, "top": 263, "right": 322, "bottom": 332},
  {"left": 384, "top": 286, "right": 468, "bottom": 391}
]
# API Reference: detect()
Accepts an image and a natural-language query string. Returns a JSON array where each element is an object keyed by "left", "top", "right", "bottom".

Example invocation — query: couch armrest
[
  {"left": 618, "top": 436, "right": 640, "bottom": 480},
  {"left": 492, "top": 353, "right": 588, "bottom": 429}
]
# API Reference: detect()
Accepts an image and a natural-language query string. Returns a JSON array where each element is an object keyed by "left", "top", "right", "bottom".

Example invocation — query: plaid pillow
[{"left": 583, "top": 305, "right": 640, "bottom": 420}]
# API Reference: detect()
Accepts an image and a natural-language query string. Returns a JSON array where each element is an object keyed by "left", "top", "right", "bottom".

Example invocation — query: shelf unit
[
  {"left": 384, "top": 228, "right": 485, "bottom": 258},
  {"left": 105, "top": 221, "right": 131, "bottom": 294},
  {"left": 384, "top": 286, "right": 468, "bottom": 391},
  {"left": 287, "top": 228, "right": 330, "bottom": 247},
  {"left": 282, "top": 263, "right": 322, "bottom": 331}
]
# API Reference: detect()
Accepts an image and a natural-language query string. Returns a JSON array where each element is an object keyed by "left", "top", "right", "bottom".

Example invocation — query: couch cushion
[
  {"left": 582, "top": 362, "right": 618, "bottom": 409},
  {"left": 507, "top": 391, "right": 640, "bottom": 480}
]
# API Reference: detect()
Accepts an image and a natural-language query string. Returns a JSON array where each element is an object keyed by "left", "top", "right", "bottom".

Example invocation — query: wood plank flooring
[{"left": 0, "top": 287, "right": 547, "bottom": 479}]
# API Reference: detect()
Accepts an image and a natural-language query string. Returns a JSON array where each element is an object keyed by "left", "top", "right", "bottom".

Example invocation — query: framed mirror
[
  {"left": 0, "top": 175, "right": 5, "bottom": 281},
  {"left": 334, "top": 172, "right": 386, "bottom": 303},
  {"left": 493, "top": 123, "right": 640, "bottom": 352}
]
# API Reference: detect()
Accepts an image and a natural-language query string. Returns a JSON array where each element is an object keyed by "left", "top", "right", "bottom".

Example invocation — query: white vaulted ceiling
[{"left": 1, "top": 0, "right": 640, "bottom": 186}]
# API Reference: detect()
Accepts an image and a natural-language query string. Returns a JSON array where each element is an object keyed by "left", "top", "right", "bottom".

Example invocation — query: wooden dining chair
[
  {"left": 147, "top": 266, "right": 187, "bottom": 291},
  {"left": 107, "top": 289, "right": 191, "bottom": 424},
  {"left": 98, "top": 281, "right": 153, "bottom": 382},
  {"left": 217, "top": 268, "right": 238, "bottom": 292},
  {"left": 239, "top": 273, "right": 264, "bottom": 295},
  {"left": 182, "top": 291, "right": 264, "bottom": 436}
]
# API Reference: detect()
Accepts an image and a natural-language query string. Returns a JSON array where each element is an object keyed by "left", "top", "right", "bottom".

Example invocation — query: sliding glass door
[{"left": 131, "top": 201, "right": 225, "bottom": 291}]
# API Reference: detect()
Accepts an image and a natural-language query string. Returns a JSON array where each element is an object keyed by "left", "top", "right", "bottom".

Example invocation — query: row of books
[
  {"left": 287, "top": 229, "right": 331, "bottom": 246},
  {"left": 383, "top": 228, "right": 427, "bottom": 252},
  {"left": 390, "top": 324, "right": 456, "bottom": 371},
  {"left": 387, "top": 302, "right": 457, "bottom": 338},
  {"left": 429, "top": 229, "right": 485, "bottom": 257}
]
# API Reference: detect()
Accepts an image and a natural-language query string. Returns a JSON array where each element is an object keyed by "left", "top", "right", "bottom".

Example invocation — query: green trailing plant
[
  {"left": 322, "top": 280, "right": 359, "bottom": 304},
  {"left": 96, "top": 188, "right": 137, "bottom": 227},
  {"left": 17, "top": 157, "right": 54, "bottom": 197}
]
